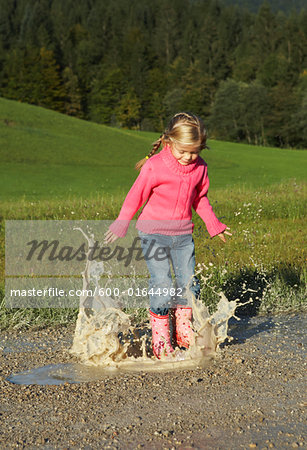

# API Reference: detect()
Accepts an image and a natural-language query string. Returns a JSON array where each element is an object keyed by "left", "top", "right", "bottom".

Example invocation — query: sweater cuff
[
  {"left": 108, "top": 219, "right": 130, "bottom": 238},
  {"left": 205, "top": 218, "right": 227, "bottom": 238}
]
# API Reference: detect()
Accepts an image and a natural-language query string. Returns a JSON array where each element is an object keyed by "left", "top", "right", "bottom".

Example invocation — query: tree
[
  {"left": 292, "top": 92, "right": 307, "bottom": 148},
  {"left": 116, "top": 88, "right": 141, "bottom": 129},
  {"left": 266, "top": 82, "right": 300, "bottom": 147},
  {"left": 163, "top": 88, "right": 184, "bottom": 122},
  {"left": 0, "top": 0, "right": 305, "bottom": 145},
  {"left": 0, "top": 0, "right": 16, "bottom": 50},
  {"left": 181, "top": 61, "right": 216, "bottom": 118},
  {"left": 209, "top": 79, "right": 244, "bottom": 141},
  {"left": 240, "top": 82, "right": 269, "bottom": 145},
  {"left": 251, "top": 2, "right": 279, "bottom": 58},
  {"left": 37, "top": 47, "right": 65, "bottom": 111},
  {"left": 2, "top": 46, "right": 65, "bottom": 111},
  {"left": 63, "top": 66, "right": 82, "bottom": 117},
  {"left": 209, "top": 79, "right": 269, "bottom": 145},
  {"left": 18, "top": 0, "right": 54, "bottom": 50},
  {"left": 88, "top": 65, "right": 126, "bottom": 124},
  {"left": 258, "top": 54, "right": 290, "bottom": 87},
  {"left": 290, "top": 69, "right": 307, "bottom": 147},
  {"left": 141, "top": 67, "right": 168, "bottom": 130}
]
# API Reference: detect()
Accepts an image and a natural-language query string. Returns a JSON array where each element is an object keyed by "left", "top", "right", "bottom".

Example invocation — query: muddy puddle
[
  {"left": 4, "top": 312, "right": 306, "bottom": 385},
  {"left": 4, "top": 228, "right": 306, "bottom": 385}
]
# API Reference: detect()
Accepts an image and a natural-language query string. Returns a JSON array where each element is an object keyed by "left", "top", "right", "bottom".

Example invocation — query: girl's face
[{"left": 170, "top": 142, "right": 201, "bottom": 165}]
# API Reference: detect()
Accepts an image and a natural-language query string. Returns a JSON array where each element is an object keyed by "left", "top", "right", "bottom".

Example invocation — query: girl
[{"left": 104, "top": 112, "right": 231, "bottom": 359}]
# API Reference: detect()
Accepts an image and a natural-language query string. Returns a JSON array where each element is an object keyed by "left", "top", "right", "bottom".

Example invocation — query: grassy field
[
  {"left": 1, "top": 97, "right": 306, "bottom": 200},
  {"left": 0, "top": 98, "right": 306, "bottom": 329}
]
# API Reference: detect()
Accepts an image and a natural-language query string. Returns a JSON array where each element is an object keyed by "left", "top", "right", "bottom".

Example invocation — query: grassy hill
[{"left": 0, "top": 97, "right": 306, "bottom": 201}]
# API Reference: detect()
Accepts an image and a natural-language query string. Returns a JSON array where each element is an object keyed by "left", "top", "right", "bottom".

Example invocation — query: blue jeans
[{"left": 138, "top": 231, "right": 200, "bottom": 315}]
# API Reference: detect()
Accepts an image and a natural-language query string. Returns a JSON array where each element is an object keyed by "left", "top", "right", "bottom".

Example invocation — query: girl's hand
[
  {"left": 104, "top": 229, "right": 119, "bottom": 244},
  {"left": 217, "top": 227, "right": 232, "bottom": 243}
]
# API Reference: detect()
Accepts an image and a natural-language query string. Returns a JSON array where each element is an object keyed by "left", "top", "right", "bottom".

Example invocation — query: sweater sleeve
[
  {"left": 192, "top": 166, "right": 227, "bottom": 238},
  {"left": 109, "top": 161, "right": 156, "bottom": 237}
]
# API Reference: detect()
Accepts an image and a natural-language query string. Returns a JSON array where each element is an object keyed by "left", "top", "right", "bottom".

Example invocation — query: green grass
[
  {"left": 0, "top": 98, "right": 306, "bottom": 329},
  {"left": 0, "top": 182, "right": 305, "bottom": 329},
  {"left": 0, "top": 97, "right": 306, "bottom": 200}
]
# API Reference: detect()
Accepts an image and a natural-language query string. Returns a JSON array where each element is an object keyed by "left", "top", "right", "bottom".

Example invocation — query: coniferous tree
[
  {"left": 88, "top": 65, "right": 126, "bottom": 125},
  {"left": 163, "top": 87, "right": 185, "bottom": 122},
  {"left": 116, "top": 88, "right": 141, "bottom": 129},
  {"left": 0, "top": 0, "right": 16, "bottom": 50},
  {"left": 2, "top": 46, "right": 65, "bottom": 110},
  {"left": 0, "top": 0, "right": 305, "bottom": 147},
  {"left": 37, "top": 47, "right": 65, "bottom": 111},
  {"left": 141, "top": 67, "right": 168, "bottom": 130},
  {"left": 63, "top": 66, "right": 83, "bottom": 117},
  {"left": 181, "top": 61, "right": 215, "bottom": 118}
]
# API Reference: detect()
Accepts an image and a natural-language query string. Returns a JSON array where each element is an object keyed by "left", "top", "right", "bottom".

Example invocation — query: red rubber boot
[
  {"left": 150, "top": 310, "right": 174, "bottom": 359},
  {"left": 175, "top": 306, "right": 194, "bottom": 349}
]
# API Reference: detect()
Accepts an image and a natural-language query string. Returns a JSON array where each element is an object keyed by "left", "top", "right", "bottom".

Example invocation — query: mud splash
[{"left": 70, "top": 229, "right": 241, "bottom": 372}]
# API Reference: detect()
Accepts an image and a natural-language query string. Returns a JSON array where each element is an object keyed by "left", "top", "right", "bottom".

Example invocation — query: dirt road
[{"left": 0, "top": 313, "right": 306, "bottom": 449}]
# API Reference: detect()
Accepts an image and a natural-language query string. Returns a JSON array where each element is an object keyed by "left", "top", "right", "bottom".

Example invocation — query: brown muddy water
[
  {"left": 0, "top": 312, "right": 306, "bottom": 449},
  {"left": 3, "top": 313, "right": 305, "bottom": 385}
]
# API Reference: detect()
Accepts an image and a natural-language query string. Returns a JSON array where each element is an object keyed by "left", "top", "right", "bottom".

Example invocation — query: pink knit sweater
[{"left": 109, "top": 145, "right": 226, "bottom": 238}]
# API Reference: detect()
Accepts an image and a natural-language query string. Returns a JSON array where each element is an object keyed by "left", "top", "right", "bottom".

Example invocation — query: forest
[
  {"left": 0, "top": 0, "right": 306, "bottom": 148},
  {"left": 224, "top": 0, "right": 307, "bottom": 14}
]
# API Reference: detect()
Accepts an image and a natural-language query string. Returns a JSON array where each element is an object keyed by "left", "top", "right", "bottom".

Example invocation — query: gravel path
[{"left": 0, "top": 313, "right": 306, "bottom": 449}]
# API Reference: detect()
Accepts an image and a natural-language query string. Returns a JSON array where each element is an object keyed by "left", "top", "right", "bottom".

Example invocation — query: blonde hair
[{"left": 135, "top": 112, "right": 208, "bottom": 171}]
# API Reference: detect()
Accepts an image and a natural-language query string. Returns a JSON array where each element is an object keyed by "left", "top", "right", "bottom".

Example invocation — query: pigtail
[{"left": 135, "top": 133, "right": 165, "bottom": 171}]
